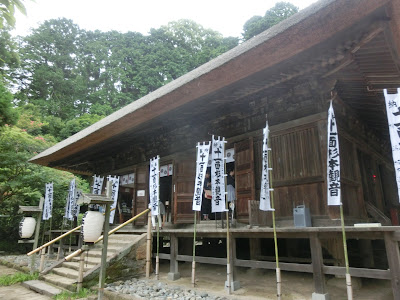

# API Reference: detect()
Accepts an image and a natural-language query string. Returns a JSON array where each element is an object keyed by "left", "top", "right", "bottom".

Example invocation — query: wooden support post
[
  {"left": 77, "top": 247, "right": 86, "bottom": 292},
  {"left": 168, "top": 234, "right": 180, "bottom": 281},
  {"left": 225, "top": 235, "right": 240, "bottom": 291},
  {"left": 384, "top": 232, "right": 400, "bottom": 300},
  {"left": 39, "top": 248, "right": 46, "bottom": 273},
  {"left": 310, "top": 233, "right": 329, "bottom": 299},
  {"left": 31, "top": 198, "right": 44, "bottom": 274},
  {"left": 146, "top": 212, "right": 152, "bottom": 278},
  {"left": 98, "top": 203, "right": 111, "bottom": 300}
]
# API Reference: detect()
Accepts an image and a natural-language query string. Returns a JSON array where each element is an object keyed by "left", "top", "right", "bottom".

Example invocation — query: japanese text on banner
[
  {"left": 327, "top": 101, "right": 341, "bottom": 206},
  {"left": 211, "top": 136, "right": 226, "bottom": 213},
  {"left": 384, "top": 88, "right": 400, "bottom": 203},
  {"left": 149, "top": 156, "right": 160, "bottom": 216},
  {"left": 43, "top": 182, "right": 53, "bottom": 220},
  {"left": 107, "top": 176, "right": 120, "bottom": 223},
  {"left": 260, "top": 122, "right": 274, "bottom": 211},
  {"left": 192, "top": 142, "right": 211, "bottom": 211}
]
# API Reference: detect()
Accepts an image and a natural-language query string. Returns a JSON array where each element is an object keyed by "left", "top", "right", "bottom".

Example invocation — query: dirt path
[{"left": 154, "top": 261, "right": 393, "bottom": 300}]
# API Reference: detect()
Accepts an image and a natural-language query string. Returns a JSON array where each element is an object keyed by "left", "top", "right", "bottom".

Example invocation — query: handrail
[
  {"left": 27, "top": 207, "right": 116, "bottom": 256},
  {"left": 64, "top": 208, "right": 150, "bottom": 261}
]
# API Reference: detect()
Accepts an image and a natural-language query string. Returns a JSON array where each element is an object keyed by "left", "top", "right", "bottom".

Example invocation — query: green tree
[
  {"left": 0, "top": 0, "right": 26, "bottom": 28},
  {"left": 242, "top": 2, "right": 299, "bottom": 41},
  {"left": 16, "top": 18, "right": 87, "bottom": 119},
  {"left": 59, "top": 113, "right": 104, "bottom": 140},
  {"left": 0, "top": 83, "right": 17, "bottom": 126},
  {"left": 0, "top": 126, "right": 89, "bottom": 246}
]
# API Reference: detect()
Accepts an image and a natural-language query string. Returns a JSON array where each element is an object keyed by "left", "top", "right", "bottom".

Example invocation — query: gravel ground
[
  {"left": 106, "top": 278, "right": 229, "bottom": 300},
  {"left": 0, "top": 254, "right": 56, "bottom": 272}
]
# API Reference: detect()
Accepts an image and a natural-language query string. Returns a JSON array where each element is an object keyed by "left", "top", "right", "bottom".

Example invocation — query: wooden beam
[
  {"left": 323, "top": 266, "right": 391, "bottom": 280},
  {"left": 310, "top": 233, "right": 326, "bottom": 294},
  {"left": 384, "top": 232, "right": 400, "bottom": 299},
  {"left": 235, "top": 259, "right": 313, "bottom": 273}
]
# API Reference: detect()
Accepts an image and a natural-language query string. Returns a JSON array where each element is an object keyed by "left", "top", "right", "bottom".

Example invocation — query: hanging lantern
[
  {"left": 81, "top": 211, "right": 104, "bottom": 243},
  {"left": 19, "top": 217, "right": 36, "bottom": 239}
]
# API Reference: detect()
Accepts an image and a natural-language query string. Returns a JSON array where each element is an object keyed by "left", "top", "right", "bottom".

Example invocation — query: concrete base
[
  {"left": 312, "top": 292, "right": 330, "bottom": 300},
  {"left": 225, "top": 280, "right": 240, "bottom": 291},
  {"left": 167, "top": 272, "right": 180, "bottom": 281}
]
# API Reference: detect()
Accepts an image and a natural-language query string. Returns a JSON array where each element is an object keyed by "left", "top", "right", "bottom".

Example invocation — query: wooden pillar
[
  {"left": 98, "top": 204, "right": 110, "bottom": 300},
  {"left": 31, "top": 198, "right": 44, "bottom": 274},
  {"left": 384, "top": 232, "right": 400, "bottom": 300},
  {"left": 77, "top": 246, "right": 87, "bottom": 292},
  {"left": 249, "top": 238, "right": 261, "bottom": 260},
  {"left": 168, "top": 234, "right": 180, "bottom": 280},
  {"left": 310, "top": 233, "right": 329, "bottom": 298},
  {"left": 226, "top": 235, "right": 240, "bottom": 291}
]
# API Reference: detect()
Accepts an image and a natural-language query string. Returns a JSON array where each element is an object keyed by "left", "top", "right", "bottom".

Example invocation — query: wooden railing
[{"left": 65, "top": 208, "right": 150, "bottom": 261}]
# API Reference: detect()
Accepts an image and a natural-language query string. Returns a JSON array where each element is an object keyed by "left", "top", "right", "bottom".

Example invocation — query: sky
[{"left": 12, "top": 0, "right": 318, "bottom": 38}]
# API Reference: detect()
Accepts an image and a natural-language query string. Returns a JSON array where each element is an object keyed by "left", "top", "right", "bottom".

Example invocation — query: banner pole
[
  {"left": 192, "top": 211, "right": 197, "bottom": 287},
  {"left": 224, "top": 146, "right": 231, "bottom": 295},
  {"left": 155, "top": 156, "right": 160, "bottom": 280},
  {"left": 340, "top": 204, "right": 353, "bottom": 299},
  {"left": 268, "top": 132, "right": 281, "bottom": 300}
]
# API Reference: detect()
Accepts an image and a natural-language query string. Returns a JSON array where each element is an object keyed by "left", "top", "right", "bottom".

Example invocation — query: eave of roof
[{"left": 30, "top": 0, "right": 392, "bottom": 167}]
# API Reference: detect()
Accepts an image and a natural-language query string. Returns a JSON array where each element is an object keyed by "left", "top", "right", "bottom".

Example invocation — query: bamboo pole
[
  {"left": 340, "top": 204, "right": 353, "bottom": 300},
  {"left": 192, "top": 211, "right": 197, "bottom": 287},
  {"left": 156, "top": 216, "right": 160, "bottom": 280},
  {"left": 268, "top": 128, "right": 281, "bottom": 300},
  {"left": 224, "top": 140, "right": 231, "bottom": 295},
  {"left": 77, "top": 247, "right": 86, "bottom": 292},
  {"left": 146, "top": 212, "right": 152, "bottom": 278}
]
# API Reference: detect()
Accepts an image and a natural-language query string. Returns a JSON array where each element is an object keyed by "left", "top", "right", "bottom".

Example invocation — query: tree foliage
[
  {"left": 0, "top": 0, "right": 27, "bottom": 29},
  {"left": 242, "top": 2, "right": 299, "bottom": 41}
]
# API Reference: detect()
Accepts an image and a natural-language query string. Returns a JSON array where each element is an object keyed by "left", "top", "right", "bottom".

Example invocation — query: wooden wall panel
[{"left": 173, "top": 158, "right": 196, "bottom": 224}]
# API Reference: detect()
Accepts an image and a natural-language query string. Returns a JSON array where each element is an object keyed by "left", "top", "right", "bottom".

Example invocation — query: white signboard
[
  {"left": 211, "top": 136, "right": 227, "bottom": 212},
  {"left": 65, "top": 178, "right": 76, "bottom": 220},
  {"left": 384, "top": 88, "right": 400, "bottom": 202},
  {"left": 225, "top": 148, "right": 235, "bottom": 163},
  {"left": 43, "top": 182, "right": 53, "bottom": 220},
  {"left": 149, "top": 156, "right": 160, "bottom": 216},
  {"left": 92, "top": 175, "right": 104, "bottom": 195},
  {"left": 160, "top": 164, "right": 173, "bottom": 177},
  {"left": 260, "top": 122, "right": 274, "bottom": 211},
  {"left": 327, "top": 101, "right": 341, "bottom": 206},
  {"left": 192, "top": 142, "right": 211, "bottom": 211},
  {"left": 107, "top": 176, "right": 120, "bottom": 223}
]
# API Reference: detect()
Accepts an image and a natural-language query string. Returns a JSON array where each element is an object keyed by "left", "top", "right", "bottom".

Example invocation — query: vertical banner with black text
[
  {"left": 149, "top": 156, "right": 160, "bottom": 216},
  {"left": 193, "top": 142, "right": 211, "bottom": 211},
  {"left": 43, "top": 182, "right": 53, "bottom": 220},
  {"left": 107, "top": 176, "right": 120, "bottom": 223},
  {"left": 211, "top": 136, "right": 226, "bottom": 213},
  {"left": 384, "top": 88, "right": 400, "bottom": 202},
  {"left": 260, "top": 121, "right": 274, "bottom": 211},
  {"left": 327, "top": 101, "right": 341, "bottom": 206}
]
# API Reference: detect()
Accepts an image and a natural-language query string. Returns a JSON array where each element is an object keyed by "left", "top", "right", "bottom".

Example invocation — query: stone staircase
[{"left": 25, "top": 233, "right": 146, "bottom": 295}]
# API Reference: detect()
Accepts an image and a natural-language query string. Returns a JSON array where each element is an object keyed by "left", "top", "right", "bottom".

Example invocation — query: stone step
[
  {"left": 62, "top": 261, "right": 92, "bottom": 272},
  {"left": 72, "top": 256, "right": 102, "bottom": 265},
  {"left": 42, "top": 273, "right": 76, "bottom": 291},
  {"left": 22, "top": 280, "right": 63, "bottom": 297},
  {"left": 52, "top": 267, "right": 79, "bottom": 279}
]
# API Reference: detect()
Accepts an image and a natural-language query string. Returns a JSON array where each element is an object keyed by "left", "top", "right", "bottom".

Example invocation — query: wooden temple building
[{"left": 30, "top": 0, "right": 400, "bottom": 298}]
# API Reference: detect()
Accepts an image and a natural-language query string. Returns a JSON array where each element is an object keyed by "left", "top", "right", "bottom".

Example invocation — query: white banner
[
  {"left": 92, "top": 175, "right": 104, "bottom": 195},
  {"left": 65, "top": 178, "right": 76, "bottom": 220},
  {"left": 384, "top": 88, "right": 400, "bottom": 202},
  {"left": 193, "top": 142, "right": 211, "bottom": 211},
  {"left": 43, "top": 182, "right": 53, "bottom": 220},
  {"left": 260, "top": 122, "right": 274, "bottom": 211},
  {"left": 107, "top": 176, "right": 120, "bottom": 223},
  {"left": 327, "top": 101, "right": 341, "bottom": 206},
  {"left": 149, "top": 156, "right": 160, "bottom": 216},
  {"left": 211, "top": 136, "right": 227, "bottom": 212}
]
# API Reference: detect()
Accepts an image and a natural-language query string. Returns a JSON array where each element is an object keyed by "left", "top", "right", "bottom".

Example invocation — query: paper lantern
[
  {"left": 81, "top": 211, "right": 104, "bottom": 243},
  {"left": 19, "top": 217, "right": 36, "bottom": 239}
]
